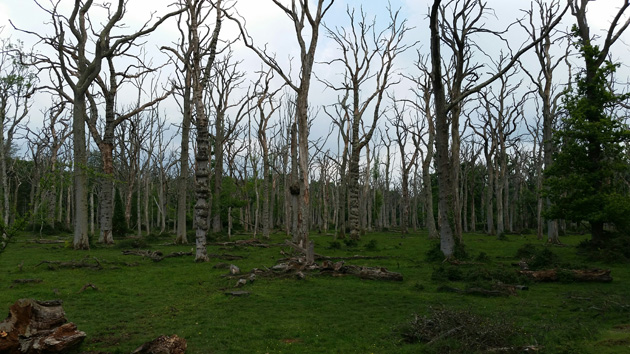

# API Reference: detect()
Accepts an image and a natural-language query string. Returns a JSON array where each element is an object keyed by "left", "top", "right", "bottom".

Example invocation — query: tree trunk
[
  {"left": 72, "top": 96, "right": 90, "bottom": 250},
  {"left": 176, "top": 82, "right": 192, "bottom": 244}
]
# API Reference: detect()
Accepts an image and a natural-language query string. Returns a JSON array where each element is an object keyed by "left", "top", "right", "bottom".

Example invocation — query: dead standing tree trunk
[
  {"left": 190, "top": 0, "right": 223, "bottom": 262},
  {"left": 254, "top": 70, "right": 283, "bottom": 240}
]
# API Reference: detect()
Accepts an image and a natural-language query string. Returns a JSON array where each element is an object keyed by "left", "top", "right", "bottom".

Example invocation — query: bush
[
  {"left": 431, "top": 265, "right": 463, "bottom": 282},
  {"left": 577, "top": 233, "right": 630, "bottom": 263},
  {"left": 398, "top": 306, "right": 521, "bottom": 353}
]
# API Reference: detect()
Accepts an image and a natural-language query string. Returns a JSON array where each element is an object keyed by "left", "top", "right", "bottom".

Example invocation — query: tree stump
[{"left": 0, "top": 299, "right": 86, "bottom": 353}]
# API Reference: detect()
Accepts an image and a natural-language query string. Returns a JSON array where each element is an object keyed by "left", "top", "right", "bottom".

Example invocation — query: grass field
[{"left": 1, "top": 230, "right": 629, "bottom": 353}]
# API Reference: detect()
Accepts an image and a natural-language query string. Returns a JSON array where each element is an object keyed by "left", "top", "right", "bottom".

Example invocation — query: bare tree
[
  {"left": 429, "top": 0, "right": 567, "bottom": 258},
  {"left": 0, "top": 38, "right": 36, "bottom": 225},
  {"left": 18, "top": 0, "right": 183, "bottom": 249},
  {"left": 521, "top": 0, "right": 568, "bottom": 244},
  {"left": 228, "top": 0, "right": 335, "bottom": 261},
  {"left": 209, "top": 52, "right": 251, "bottom": 234},
  {"left": 321, "top": 5, "right": 413, "bottom": 239},
  {"left": 254, "top": 70, "right": 282, "bottom": 239},
  {"left": 389, "top": 102, "right": 420, "bottom": 235}
]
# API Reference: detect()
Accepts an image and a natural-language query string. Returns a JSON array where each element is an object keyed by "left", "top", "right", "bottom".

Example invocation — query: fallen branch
[
  {"left": 36, "top": 257, "right": 103, "bottom": 270},
  {"left": 209, "top": 239, "right": 271, "bottom": 248},
  {"left": 518, "top": 268, "right": 612, "bottom": 282},
  {"left": 78, "top": 283, "right": 98, "bottom": 293},
  {"left": 33, "top": 239, "right": 66, "bottom": 244},
  {"left": 12, "top": 279, "right": 43, "bottom": 284},
  {"left": 438, "top": 285, "right": 512, "bottom": 297},
  {"left": 122, "top": 250, "right": 164, "bottom": 261}
]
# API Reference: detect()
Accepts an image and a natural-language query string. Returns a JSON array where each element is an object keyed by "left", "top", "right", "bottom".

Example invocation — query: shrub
[{"left": 431, "top": 265, "right": 463, "bottom": 282}]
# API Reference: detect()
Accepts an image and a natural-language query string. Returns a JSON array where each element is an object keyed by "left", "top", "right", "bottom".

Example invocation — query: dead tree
[
  {"left": 19, "top": 0, "right": 183, "bottom": 249},
  {"left": 404, "top": 54, "right": 438, "bottom": 239},
  {"left": 0, "top": 39, "right": 36, "bottom": 225},
  {"left": 254, "top": 70, "right": 283, "bottom": 239},
  {"left": 209, "top": 52, "right": 252, "bottom": 234},
  {"left": 389, "top": 102, "right": 420, "bottom": 235},
  {"left": 228, "top": 0, "right": 335, "bottom": 260},
  {"left": 520, "top": 0, "right": 568, "bottom": 243},
  {"left": 320, "top": 5, "right": 413, "bottom": 239},
  {"left": 86, "top": 49, "right": 172, "bottom": 244},
  {"left": 429, "top": 0, "right": 567, "bottom": 258}
]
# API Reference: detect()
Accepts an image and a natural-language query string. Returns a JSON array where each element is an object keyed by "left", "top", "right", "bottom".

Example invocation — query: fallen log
[
  {"left": 132, "top": 334, "right": 187, "bottom": 354},
  {"left": 12, "top": 279, "right": 43, "bottom": 284},
  {"left": 36, "top": 256, "right": 103, "bottom": 270},
  {"left": 33, "top": 239, "right": 66, "bottom": 244},
  {"left": 209, "top": 239, "right": 271, "bottom": 248},
  {"left": 518, "top": 268, "right": 612, "bottom": 282},
  {"left": 0, "top": 299, "right": 86, "bottom": 353},
  {"left": 438, "top": 285, "right": 511, "bottom": 297},
  {"left": 122, "top": 250, "right": 164, "bottom": 262}
]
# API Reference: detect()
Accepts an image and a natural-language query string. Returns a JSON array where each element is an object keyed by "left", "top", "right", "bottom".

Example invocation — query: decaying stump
[
  {"left": 518, "top": 268, "right": 612, "bottom": 282},
  {"left": 0, "top": 299, "right": 86, "bottom": 353},
  {"left": 132, "top": 334, "right": 187, "bottom": 354}
]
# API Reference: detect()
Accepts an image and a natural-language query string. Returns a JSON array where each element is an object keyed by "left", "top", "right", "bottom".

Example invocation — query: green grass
[{"left": 1, "top": 230, "right": 629, "bottom": 353}]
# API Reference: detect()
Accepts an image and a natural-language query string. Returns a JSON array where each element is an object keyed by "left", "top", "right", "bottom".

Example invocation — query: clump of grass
[
  {"left": 327, "top": 240, "right": 341, "bottom": 250},
  {"left": 398, "top": 306, "right": 521, "bottom": 353},
  {"left": 475, "top": 251, "right": 490, "bottom": 263},
  {"left": 343, "top": 238, "right": 359, "bottom": 248},
  {"left": 364, "top": 239, "right": 378, "bottom": 251},
  {"left": 114, "top": 238, "right": 149, "bottom": 249}
]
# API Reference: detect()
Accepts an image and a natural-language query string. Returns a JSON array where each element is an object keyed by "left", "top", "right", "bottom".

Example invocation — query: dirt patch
[
  {"left": 281, "top": 338, "right": 302, "bottom": 344},
  {"left": 613, "top": 324, "right": 630, "bottom": 331}
]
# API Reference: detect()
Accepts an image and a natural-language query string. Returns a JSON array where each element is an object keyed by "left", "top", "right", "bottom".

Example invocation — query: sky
[{"left": 1, "top": 0, "right": 630, "bottom": 169}]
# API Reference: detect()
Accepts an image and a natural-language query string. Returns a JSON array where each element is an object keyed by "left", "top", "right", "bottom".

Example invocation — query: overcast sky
[{"left": 1, "top": 0, "right": 630, "bottom": 163}]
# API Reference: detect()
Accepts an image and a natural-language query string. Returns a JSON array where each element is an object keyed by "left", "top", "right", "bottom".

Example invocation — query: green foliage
[
  {"left": 545, "top": 27, "right": 630, "bottom": 238},
  {"left": 577, "top": 233, "right": 630, "bottom": 263},
  {"left": 0, "top": 217, "right": 26, "bottom": 255},
  {"left": 112, "top": 189, "right": 128, "bottom": 237}
]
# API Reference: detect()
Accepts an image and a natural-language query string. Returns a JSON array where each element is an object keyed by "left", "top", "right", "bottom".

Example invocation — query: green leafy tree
[{"left": 545, "top": 25, "right": 630, "bottom": 240}]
